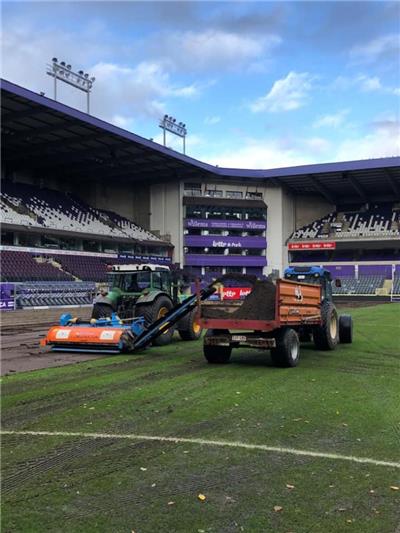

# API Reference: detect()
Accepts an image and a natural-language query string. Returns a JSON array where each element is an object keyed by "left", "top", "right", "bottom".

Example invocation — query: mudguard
[{"left": 135, "top": 290, "right": 172, "bottom": 305}]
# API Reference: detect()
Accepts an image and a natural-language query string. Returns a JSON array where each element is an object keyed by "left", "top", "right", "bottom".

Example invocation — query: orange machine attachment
[{"left": 40, "top": 311, "right": 143, "bottom": 354}]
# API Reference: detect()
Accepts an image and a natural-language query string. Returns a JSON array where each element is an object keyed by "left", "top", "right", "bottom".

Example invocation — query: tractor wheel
[
  {"left": 91, "top": 302, "right": 113, "bottom": 319},
  {"left": 203, "top": 329, "right": 232, "bottom": 364},
  {"left": 178, "top": 308, "right": 202, "bottom": 341},
  {"left": 339, "top": 314, "right": 353, "bottom": 344},
  {"left": 313, "top": 302, "right": 339, "bottom": 351},
  {"left": 270, "top": 328, "right": 300, "bottom": 368},
  {"left": 136, "top": 295, "right": 174, "bottom": 346}
]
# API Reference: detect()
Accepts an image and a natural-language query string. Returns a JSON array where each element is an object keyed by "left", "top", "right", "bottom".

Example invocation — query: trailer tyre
[
  {"left": 136, "top": 296, "right": 175, "bottom": 346},
  {"left": 270, "top": 328, "right": 300, "bottom": 368},
  {"left": 203, "top": 329, "right": 232, "bottom": 364},
  {"left": 178, "top": 308, "right": 202, "bottom": 341},
  {"left": 313, "top": 302, "right": 339, "bottom": 351},
  {"left": 339, "top": 314, "right": 353, "bottom": 344}
]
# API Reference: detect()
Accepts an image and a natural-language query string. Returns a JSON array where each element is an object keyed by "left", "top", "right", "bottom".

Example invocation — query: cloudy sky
[{"left": 2, "top": 1, "right": 400, "bottom": 169}]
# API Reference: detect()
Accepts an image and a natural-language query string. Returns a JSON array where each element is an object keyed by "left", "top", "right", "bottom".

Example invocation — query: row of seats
[
  {"left": 0, "top": 250, "right": 171, "bottom": 283},
  {"left": 292, "top": 205, "right": 400, "bottom": 240},
  {"left": 392, "top": 277, "right": 400, "bottom": 296},
  {"left": 16, "top": 282, "right": 96, "bottom": 308},
  {"left": 1, "top": 181, "right": 161, "bottom": 242},
  {"left": 1, "top": 251, "right": 73, "bottom": 282},
  {"left": 332, "top": 275, "right": 385, "bottom": 295}
]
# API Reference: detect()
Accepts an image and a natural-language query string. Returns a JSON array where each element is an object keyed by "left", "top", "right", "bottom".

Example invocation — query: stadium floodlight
[
  {"left": 159, "top": 114, "right": 188, "bottom": 154},
  {"left": 46, "top": 58, "right": 96, "bottom": 114}
]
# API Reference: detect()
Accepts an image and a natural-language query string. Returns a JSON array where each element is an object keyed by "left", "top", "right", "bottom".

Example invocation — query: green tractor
[{"left": 92, "top": 264, "right": 202, "bottom": 346}]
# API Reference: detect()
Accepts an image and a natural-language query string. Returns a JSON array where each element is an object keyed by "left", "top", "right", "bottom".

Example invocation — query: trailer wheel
[
  {"left": 136, "top": 296, "right": 175, "bottom": 346},
  {"left": 339, "top": 314, "right": 353, "bottom": 344},
  {"left": 313, "top": 302, "right": 339, "bottom": 351},
  {"left": 203, "top": 329, "right": 232, "bottom": 364},
  {"left": 178, "top": 308, "right": 202, "bottom": 341},
  {"left": 270, "top": 328, "right": 300, "bottom": 367}
]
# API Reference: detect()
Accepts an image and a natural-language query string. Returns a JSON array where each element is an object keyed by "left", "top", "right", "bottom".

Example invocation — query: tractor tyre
[
  {"left": 178, "top": 308, "right": 202, "bottom": 341},
  {"left": 203, "top": 329, "right": 232, "bottom": 364},
  {"left": 313, "top": 302, "right": 339, "bottom": 351},
  {"left": 136, "top": 295, "right": 175, "bottom": 347},
  {"left": 339, "top": 314, "right": 353, "bottom": 344},
  {"left": 270, "top": 328, "right": 300, "bottom": 368},
  {"left": 91, "top": 302, "right": 113, "bottom": 319}
]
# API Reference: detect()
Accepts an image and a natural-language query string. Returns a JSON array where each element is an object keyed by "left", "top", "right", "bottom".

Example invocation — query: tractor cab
[
  {"left": 284, "top": 266, "right": 336, "bottom": 302},
  {"left": 94, "top": 264, "right": 174, "bottom": 319},
  {"left": 108, "top": 264, "right": 172, "bottom": 295}
]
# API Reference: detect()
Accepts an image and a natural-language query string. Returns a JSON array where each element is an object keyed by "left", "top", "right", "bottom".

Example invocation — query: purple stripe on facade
[
  {"left": 185, "top": 254, "right": 267, "bottom": 267},
  {"left": 184, "top": 235, "right": 266, "bottom": 248},
  {"left": 323, "top": 265, "right": 355, "bottom": 277},
  {"left": 358, "top": 264, "right": 392, "bottom": 277},
  {"left": 185, "top": 218, "right": 266, "bottom": 230}
]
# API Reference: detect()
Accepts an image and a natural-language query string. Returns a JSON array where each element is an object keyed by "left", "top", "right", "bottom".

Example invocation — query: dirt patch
[{"left": 202, "top": 280, "right": 276, "bottom": 321}]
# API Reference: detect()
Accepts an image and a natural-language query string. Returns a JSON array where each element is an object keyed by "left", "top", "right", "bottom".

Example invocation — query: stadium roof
[{"left": 2, "top": 78, "right": 400, "bottom": 205}]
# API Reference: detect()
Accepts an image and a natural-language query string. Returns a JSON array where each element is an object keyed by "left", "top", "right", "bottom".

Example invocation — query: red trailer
[{"left": 200, "top": 277, "right": 351, "bottom": 367}]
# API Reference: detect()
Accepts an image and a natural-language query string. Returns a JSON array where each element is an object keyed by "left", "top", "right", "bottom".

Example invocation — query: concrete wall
[
  {"left": 150, "top": 181, "right": 182, "bottom": 262},
  {"left": 294, "top": 195, "right": 334, "bottom": 229},
  {"left": 75, "top": 181, "right": 151, "bottom": 230}
]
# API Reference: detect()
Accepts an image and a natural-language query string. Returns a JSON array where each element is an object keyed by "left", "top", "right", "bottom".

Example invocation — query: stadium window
[
  {"left": 205, "top": 189, "right": 223, "bottom": 198},
  {"left": 226, "top": 190, "right": 243, "bottom": 199},
  {"left": 184, "top": 183, "right": 202, "bottom": 197},
  {"left": 246, "top": 191, "right": 263, "bottom": 200}
]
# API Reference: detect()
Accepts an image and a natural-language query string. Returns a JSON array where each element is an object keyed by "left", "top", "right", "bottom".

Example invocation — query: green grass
[{"left": 2, "top": 304, "right": 400, "bottom": 532}]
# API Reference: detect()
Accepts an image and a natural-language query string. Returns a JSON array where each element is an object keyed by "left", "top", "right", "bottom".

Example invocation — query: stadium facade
[{"left": 1, "top": 79, "right": 400, "bottom": 298}]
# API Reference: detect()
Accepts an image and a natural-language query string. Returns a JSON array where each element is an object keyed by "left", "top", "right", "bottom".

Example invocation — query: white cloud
[
  {"left": 1, "top": 21, "right": 208, "bottom": 126},
  {"left": 356, "top": 75, "right": 382, "bottom": 92},
  {"left": 157, "top": 30, "right": 281, "bottom": 72},
  {"left": 204, "top": 116, "right": 221, "bottom": 125},
  {"left": 313, "top": 109, "right": 349, "bottom": 129},
  {"left": 199, "top": 118, "right": 399, "bottom": 169},
  {"left": 333, "top": 74, "right": 399, "bottom": 96},
  {"left": 250, "top": 71, "right": 314, "bottom": 113},
  {"left": 202, "top": 137, "right": 324, "bottom": 169},
  {"left": 335, "top": 123, "right": 400, "bottom": 160},
  {"left": 350, "top": 33, "right": 400, "bottom": 64}
]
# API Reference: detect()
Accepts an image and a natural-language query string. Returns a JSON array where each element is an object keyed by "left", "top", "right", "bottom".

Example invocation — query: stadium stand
[
  {"left": 392, "top": 277, "right": 400, "bottom": 296},
  {"left": 1, "top": 251, "right": 73, "bottom": 282},
  {"left": 1, "top": 181, "right": 161, "bottom": 242},
  {"left": 332, "top": 275, "right": 385, "bottom": 296},
  {"left": 16, "top": 282, "right": 95, "bottom": 308},
  {"left": 1, "top": 250, "right": 120, "bottom": 283},
  {"left": 291, "top": 205, "right": 400, "bottom": 240}
]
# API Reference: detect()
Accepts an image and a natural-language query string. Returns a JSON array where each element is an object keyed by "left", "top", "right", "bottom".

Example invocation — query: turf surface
[{"left": 2, "top": 304, "right": 400, "bottom": 532}]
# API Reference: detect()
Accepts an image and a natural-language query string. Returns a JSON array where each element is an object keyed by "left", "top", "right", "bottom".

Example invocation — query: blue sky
[{"left": 2, "top": 1, "right": 399, "bottom": 168}]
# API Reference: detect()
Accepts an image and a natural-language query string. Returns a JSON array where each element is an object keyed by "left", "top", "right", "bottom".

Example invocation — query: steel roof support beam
[
  {"left": 2, "top": 106, "right": 51, "bottom": 122},
  {"left": 2, "top": 120, "right": 77, "bottom": 141},
  {"left": 4, "top": 136, "right": 136, "bottom": 163},
  {"left": 8, "top": 143, "right": 145, "bottom": 170},
  {"left": 345, "top": 172, "right": 368, "bottom": 202},
  {"left": 384, "top": 168, "right": 400, "bottom": 199},
  {"left": 307, "top": 174, "right": 336, "bottom": 204}
]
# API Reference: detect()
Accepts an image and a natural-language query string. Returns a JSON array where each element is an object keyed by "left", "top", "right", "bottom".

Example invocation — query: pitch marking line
[{"left": 2, "top": 429, "right": 399, "bottom": 469}]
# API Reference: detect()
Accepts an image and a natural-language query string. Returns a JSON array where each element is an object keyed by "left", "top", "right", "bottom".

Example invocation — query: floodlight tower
[
  {"left": 46, "top": 58, "right": 96, "bottom": 114},
  {"left": 159, "top": 115, "right": 187, "bottom": 154}
]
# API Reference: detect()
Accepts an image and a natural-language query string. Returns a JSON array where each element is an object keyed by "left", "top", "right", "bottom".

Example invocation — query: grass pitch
[{"left": 2, "top": 304, "right": 400, "bottom": 532}]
